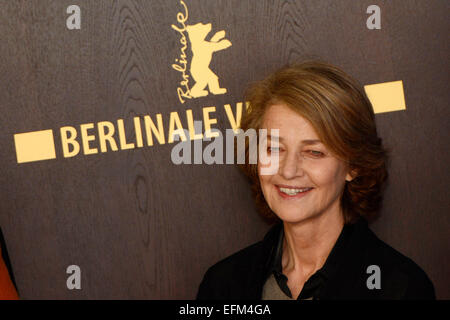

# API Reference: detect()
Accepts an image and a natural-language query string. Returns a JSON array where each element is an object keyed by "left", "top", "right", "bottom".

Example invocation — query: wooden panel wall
[{"left": 0, "top": 0, "right": 448, "bottom": 299}]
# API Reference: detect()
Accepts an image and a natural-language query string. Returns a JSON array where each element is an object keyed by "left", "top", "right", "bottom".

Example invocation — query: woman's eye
[
  {"left": 268, "top": 146, "right": 281, "bottom": 153},
  {"left": 307, "top": 150, "right": 324, "bottom": 157}
]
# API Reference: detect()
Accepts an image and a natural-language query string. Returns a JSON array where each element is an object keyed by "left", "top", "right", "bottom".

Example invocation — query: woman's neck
[{"left": 282, "top": 209, "right": 345, "bottom": 277}]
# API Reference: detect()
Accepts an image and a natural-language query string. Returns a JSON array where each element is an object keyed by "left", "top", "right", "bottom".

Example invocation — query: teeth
[{"left": 279, "top": 187, "right": 312, "bottom": 195}]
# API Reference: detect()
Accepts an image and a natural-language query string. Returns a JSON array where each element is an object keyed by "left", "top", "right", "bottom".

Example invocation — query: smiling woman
[
  {"left": 196, "top": 60, "right": 435, "bottom": 300},
  {"left": 258, "top": 104, "right": 354, "bottom": 228},
  {"left": 241, "top": 60, "right": 388, "bottom": 226}
]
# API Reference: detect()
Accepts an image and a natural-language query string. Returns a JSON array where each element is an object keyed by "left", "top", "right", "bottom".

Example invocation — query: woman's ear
[{"left": 345, "top": 169, "right": 358, "bottom": 182}]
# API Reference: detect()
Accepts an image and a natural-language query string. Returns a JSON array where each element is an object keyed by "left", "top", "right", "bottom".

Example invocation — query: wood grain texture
[{"left": 0, "top": 0, "right": 448, "bottom": 299}]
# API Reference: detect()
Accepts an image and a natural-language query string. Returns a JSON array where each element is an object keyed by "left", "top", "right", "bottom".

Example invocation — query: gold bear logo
[{"left": 185, "top": 22, "right": 232, "bottom": 98}]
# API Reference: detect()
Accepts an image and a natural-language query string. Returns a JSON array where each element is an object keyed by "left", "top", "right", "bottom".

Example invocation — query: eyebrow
[
  {"left": 267, "top": 135, "right": 322, "bottom": 145},
  {"left": 302, "top": 139, "right": 322, "bottom": 145}
]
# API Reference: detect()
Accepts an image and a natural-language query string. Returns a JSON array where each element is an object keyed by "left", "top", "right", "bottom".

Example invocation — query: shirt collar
[{"left": 265, "top": 219, "right": 357, "bottom": 284}]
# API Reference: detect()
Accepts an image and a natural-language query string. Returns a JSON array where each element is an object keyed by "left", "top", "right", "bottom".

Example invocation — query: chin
[{"left": 271, "top": 207, "right": 315, "bottom": 224}]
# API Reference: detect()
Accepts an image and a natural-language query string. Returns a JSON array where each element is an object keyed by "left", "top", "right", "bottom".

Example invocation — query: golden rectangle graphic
[
  {"left": 364, "top": 80, "right": 406, "bottom": 114},
  {"left": 14, "top": 129, "right": 56, "bottom": 164}
]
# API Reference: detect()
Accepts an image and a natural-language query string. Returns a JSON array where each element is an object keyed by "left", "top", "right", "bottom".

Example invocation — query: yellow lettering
[
  {"left": 186, "top": 109, "right": 203, "bottom": 140},
  {"left": 80, "top": 123, "right": 98, "bottom": 155},
  {"left": 98, "top": 121, "right": 118, "bottom": 152},
  {"left": 168, "top": 111, "right": 187, "bottom": 143},
  {"left": 144, "top": 114, "right": 166, "bottom": 146},
  {"left": 203, "top": 106, "right": 219, "bottom": 138},
  {"left": 134, "top": 117, "right": 144, "bottom": 148},
  {"left": 117, "top": 119, "right": 135, "bottom": 150},
  {"left": 224, "top": 102, "right": 243, "bottom": 133},
  {"left": 60, "top": 126, "right": 80, "bottom": 158}
]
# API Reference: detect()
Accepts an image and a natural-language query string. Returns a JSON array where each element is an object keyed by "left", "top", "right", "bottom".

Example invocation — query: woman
[{"left": 196, "top": 61, "right": 435, "bottom": 300}]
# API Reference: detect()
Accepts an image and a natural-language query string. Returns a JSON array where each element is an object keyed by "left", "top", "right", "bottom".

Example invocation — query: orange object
[{"left": 0, "top": 246, "right": 19, "bottom": 300}]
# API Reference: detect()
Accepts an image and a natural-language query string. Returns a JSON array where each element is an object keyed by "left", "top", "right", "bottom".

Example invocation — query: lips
[{"left": 275, "top": 185, "right": 314, "bottom": 199}]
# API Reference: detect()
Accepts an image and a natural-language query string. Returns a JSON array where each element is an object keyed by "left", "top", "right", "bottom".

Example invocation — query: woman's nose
[{"left": 279, "top": 151, "right": 303, "bottom": 179}]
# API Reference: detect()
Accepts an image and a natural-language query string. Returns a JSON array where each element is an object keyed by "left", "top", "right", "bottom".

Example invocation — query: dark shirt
[
  {"left": 197, "top": 218, "right": 435, "bottom": 300},
  {"left": 266, "top": 223, "right": 353, "bottom": 300}
]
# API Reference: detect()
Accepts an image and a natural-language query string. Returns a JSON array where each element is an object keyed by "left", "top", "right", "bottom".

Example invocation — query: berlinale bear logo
[
  {"left": 186, "top": 23, "right": 232, "bottom": 98},
  {"left": 171, "top": 0, "right": 232, "bottom": 103}
]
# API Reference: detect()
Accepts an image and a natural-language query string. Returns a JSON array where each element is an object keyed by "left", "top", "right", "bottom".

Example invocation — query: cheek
[
  {"left": 309, "top": 161, "right": 347, "bottom": 188},
  {"left": 258, "top": 171, "right": 271, "bottom": 190},
  {"left": 258, "top": 161, "right": 273, "bottom": 180},
  {"left": 258, "top": 169, "right": 275, "bottom": 198}
]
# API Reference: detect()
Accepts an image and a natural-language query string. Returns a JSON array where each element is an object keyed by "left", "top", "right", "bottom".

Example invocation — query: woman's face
[{"left": 258, "top": 103, "right": 353, "bottom": 224}]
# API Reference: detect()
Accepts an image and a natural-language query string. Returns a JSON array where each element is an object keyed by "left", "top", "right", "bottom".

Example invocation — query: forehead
[{"left": 261, "top": 104, "right": 320, "bottom": 140}]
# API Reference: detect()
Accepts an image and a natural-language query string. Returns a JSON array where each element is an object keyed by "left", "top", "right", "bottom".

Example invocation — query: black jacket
[{"left": 196, "top": 218, "right": 435, "bottom": 300}]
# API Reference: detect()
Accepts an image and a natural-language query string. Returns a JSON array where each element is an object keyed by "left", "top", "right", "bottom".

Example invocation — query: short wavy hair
[{"left": 238, "top": 60, "right": 389, "bottom": 224}]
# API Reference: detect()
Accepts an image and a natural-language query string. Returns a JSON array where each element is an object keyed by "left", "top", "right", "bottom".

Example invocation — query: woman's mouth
[{"left": 275, "top": 185, "right": 314, "bottom": 199}]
